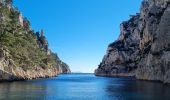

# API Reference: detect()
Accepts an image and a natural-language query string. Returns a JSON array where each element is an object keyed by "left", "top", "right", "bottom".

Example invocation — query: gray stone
[{"left": 95, "top": 0, "right": 170, "bottom": 84}]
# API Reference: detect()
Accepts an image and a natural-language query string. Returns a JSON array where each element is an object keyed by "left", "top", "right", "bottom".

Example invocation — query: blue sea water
[{"left": 0, "top": 73, "right": 170, "bottom": 100}]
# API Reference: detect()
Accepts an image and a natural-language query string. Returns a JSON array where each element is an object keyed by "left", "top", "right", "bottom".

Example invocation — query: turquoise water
[{"left": 0, "top": 74, "right": 170, "bottom": 100}]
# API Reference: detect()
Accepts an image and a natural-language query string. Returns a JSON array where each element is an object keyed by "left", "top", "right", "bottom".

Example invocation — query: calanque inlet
[
  {"left": 95, "top": 0, "right": 170, "bottom": 84},
  {"left": 0, "top": 0, "right": 170, "bottom": 85},
  {"left": 0, "top": 0, "right": 71, "bottom": 81},
  {"left": 0, "top": 0, "right": 169, "bottom": 99}
]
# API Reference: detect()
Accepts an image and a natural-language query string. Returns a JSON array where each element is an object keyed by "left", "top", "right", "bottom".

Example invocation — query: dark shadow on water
[{"left": 105, "top": 78, "right": 170, "bottom": 100}]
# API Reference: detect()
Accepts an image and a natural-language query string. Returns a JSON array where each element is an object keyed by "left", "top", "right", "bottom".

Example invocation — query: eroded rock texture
[
  {"left": 0, "top": 0, "right": 71, "bottom": 81},
  {"left": 95, "top": 0, "right": 170, "bottom": 83}
]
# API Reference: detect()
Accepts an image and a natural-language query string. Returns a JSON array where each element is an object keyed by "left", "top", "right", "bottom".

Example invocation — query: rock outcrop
[
  {"left": 0, "top": 0, "right": 70, "bottom": 81},
  {"left": 95, "top": 0, "right": 170, "bottom": 83}
]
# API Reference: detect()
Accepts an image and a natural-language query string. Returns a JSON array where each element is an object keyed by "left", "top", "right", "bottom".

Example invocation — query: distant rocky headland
[
  {"left": 0, "top": 0, "right": 70, "bottom": 81},
  {"left": 95, "top": 0, "right": 170, "bottom": 84}
]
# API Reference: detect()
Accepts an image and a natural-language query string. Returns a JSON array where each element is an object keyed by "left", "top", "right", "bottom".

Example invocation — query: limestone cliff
[
  {"left": 0, "top": 0, "right": 70, "bottom": 81},
  {"left": 95, "top": 0, "right": 170, "bottom": 83}
]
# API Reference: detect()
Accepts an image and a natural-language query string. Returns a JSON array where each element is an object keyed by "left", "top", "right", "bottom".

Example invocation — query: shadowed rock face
[{"left": 95, "top": 0, "right": 170, "bottom": 83}]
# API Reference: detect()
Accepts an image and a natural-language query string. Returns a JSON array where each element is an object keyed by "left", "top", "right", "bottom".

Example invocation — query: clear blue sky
[{"left": 14, "top": 0, "right": 142, "bottom": 73}]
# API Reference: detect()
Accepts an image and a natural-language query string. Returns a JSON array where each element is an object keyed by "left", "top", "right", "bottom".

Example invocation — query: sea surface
[{"left": 0, "top": 73, "right": 170, "bottom": 100}]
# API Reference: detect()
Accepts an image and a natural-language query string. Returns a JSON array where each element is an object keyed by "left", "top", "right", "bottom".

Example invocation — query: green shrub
[{"left": 0, "top": 5, "right": 68, "bottom": 71}]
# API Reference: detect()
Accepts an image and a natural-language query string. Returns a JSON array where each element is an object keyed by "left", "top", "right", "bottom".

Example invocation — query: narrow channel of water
[{"left": 0, "top": 73, "right": 169, "bottom": 100}]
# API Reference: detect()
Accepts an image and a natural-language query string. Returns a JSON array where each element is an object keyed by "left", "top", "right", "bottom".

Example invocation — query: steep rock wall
[{"left": 95, "top": 0, "right": 170, "bottom": 83}]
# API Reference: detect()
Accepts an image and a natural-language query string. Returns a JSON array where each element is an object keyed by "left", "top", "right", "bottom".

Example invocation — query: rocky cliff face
[
  {"left": 0, "top": 0, "right": 70, "bottom": 81},
  {"left": 95, "top": 0, "right": 170, "bottom": 83}
]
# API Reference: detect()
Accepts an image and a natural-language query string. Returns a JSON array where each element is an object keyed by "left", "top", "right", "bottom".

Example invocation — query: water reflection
[
  {"left": 0, "top": 81, "right": 48, "bottom": 100},
  {"left": 0, "top": 74, "right": 169, "bottom": 100}
]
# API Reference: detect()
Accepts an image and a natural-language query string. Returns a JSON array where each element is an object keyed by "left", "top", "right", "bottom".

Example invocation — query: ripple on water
[{"left": 0, "top": 73, "right": 170, "bottom": 100}]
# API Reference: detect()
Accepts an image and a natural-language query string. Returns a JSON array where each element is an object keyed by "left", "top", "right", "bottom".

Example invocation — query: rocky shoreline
[
  {"left": 0, "top": 67, "right": 59, "bottom": 82},
  {"left": 95, "top": 0, "right": 170, "bottom": 84},
  {"left": 0, "top": 47, "right": 70, "bottom": 81}
]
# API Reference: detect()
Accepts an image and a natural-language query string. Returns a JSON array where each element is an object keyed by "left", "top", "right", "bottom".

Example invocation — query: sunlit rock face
[
  {"left": 0, "top": 0, "right": 71, "bottom": 81},
  {"left": 95, "top": 0, "right": 170, "bottom": 83}
]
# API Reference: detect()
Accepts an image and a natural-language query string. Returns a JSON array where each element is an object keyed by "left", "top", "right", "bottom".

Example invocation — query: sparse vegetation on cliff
[{"left": 0, "top": 0, "right": 70, "bottom": 81}]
